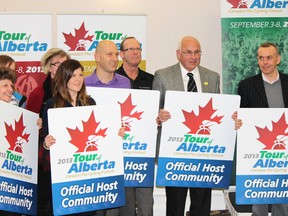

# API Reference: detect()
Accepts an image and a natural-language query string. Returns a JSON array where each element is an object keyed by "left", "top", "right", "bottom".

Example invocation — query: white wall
[{"left": 0, "top": 0, "right": 222, "bottom": 85}]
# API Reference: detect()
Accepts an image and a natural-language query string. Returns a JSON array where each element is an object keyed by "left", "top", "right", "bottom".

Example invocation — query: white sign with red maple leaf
[
  {"left": 156, "top": 91, "right": 240, "bottom": 189},
  {"left": 87, "top": 87, "right": 160, "bottom": 187},
  {"left": 236, "top": 108, "right": 288, "bottom": 205},
  {"left": 48, "top": 105, "right": 125, "bottom": 215},
  {"left": 0, "top": 101, "right": 39, "bottom": 215}
]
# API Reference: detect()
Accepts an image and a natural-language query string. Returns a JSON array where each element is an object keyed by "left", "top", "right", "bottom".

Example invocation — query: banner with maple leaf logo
[
  {"left": 236, "top": 109, "right": 288, "bottom": 204},
  {"left": 0, "top": 101, "right": 39, "bottom": 215},
  {"left": 0, "top": 13, "right": 52, "bottom": 98},
  {"left": 87, "top": 87, "right": 160, "bottom": 187},
  {"left": 48, "top": 105, "right": 125, "bottom": 215},
  {"left": 156, "top": 91, "right": 240, "bottom": 189},
  {"left": 57, "top": 14, "right": 147, "bottom": 77}
]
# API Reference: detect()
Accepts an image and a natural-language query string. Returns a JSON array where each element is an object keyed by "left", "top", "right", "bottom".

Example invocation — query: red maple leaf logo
[
  {"left": 182, "top": 98, "right": 224, "bottom": 135},
  {"left": 63, "top": 22, "right": 94, "bottom": 51},
  {"left": 5, "top": 114, "right": 30, "bottom": 153},
  {"left": 66, "top": 111, "right": 107, "bottom": 152},
  {"left": 227, "top": 0, "right": 248, "bottom": 8},
  {"left": 255, "top": 113, "right": 288, "bottom": 150},
  {"left": 118, "top": 93, "right": 144, "bottom": 131}
]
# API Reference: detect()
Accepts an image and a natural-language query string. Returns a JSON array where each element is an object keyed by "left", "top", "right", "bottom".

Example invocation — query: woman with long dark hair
[{"left": 41, "top": 59, "right": 96, "bottom": 216}]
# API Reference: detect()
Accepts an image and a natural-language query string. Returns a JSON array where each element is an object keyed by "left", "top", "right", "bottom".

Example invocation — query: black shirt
[{"left": 116, "top": 65, "right": 154, "bottom": 90}]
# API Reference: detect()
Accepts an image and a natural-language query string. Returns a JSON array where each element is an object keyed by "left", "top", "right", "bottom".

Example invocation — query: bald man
[
  {"left": 85, "top": 40, "right": 130, "bottom": 216},
  {"left": 153, "top": 36, "right": 220, "bottom": 216},
  {"left": 85, "top": 40, "right": 131, "bottom": 89}
]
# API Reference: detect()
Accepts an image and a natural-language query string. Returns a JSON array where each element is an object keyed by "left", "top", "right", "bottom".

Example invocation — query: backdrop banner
[
  {"left": 57, "top": 14, "right": 147, "bottom": 77},
  {"left": 0, "top": 13, "right": 52, "bottom": 98},
  {"left": 221, "top": 0, "right": 288, "bottom": 95}
]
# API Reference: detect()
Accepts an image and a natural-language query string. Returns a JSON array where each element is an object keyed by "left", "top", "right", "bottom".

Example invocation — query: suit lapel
[
  {"left": 198, "top": 66, "right": 208, "bottom": 93},
  {"left": 280, "top": 73, "right": 288, "bottom": 108},
  {"left": 254, "top": 73, "right": 268, "bottom": 106},
  {"left": 171, "top": 63, "right": 185, "bottom": 91}
]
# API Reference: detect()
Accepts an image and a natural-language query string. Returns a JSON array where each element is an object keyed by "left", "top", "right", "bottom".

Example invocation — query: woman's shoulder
[
  {"left": 45, "top": 97, "right": 56, "bottom": 108},
  {"left": 88, "top": 97, "right": 96, "bottom": 105},
  {"left": 26, "top": 85, "right": 45, "bottom": 112}
]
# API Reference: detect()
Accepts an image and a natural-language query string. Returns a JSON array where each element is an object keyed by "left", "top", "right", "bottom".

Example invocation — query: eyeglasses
[
  {"left": 180, "top": 50, "right": 202, "bottom": 57},
  {"left": 122, "top": 47, "right": 142, "bottom": 53},
  {"left": 50, "top": 61, "right": 61, "bottom": 67}
]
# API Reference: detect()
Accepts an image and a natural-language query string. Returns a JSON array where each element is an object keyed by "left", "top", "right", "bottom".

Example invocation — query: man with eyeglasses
[
  {"left": 238, "top": 42, "right": 288, "bottom": 216},
  {"left": 116, "top": 36, "right": 154, "bottom": 90},
  {"left": 152, "top": 36, "right": 220, "bottom": 216},
  {"left": 115, "top": 36, "right": 154, "bottom": 216}
]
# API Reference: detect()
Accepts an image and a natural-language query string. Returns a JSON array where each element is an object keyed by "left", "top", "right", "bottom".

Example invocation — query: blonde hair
[{"left": 41, "top": 48, "right": 70, "bottom": 74}]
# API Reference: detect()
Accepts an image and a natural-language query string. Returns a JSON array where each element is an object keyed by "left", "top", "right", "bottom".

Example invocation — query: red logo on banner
[
  {"left": 63, "top": 22, "right": 94, "bottom": 51},
  {"left": 182, "top": 98, "right": 223, "bottom": 135},
  {"left": 255, "top": 113, "right": 288, "bottom": 150},
  {"left": 227, "top": 0, "right": 249, "bottom": 8},
  {"left": 118, "top": 93, "right": 143, "bottom": 132},
  {"left": 67, "top": 111, "right": 107, "bottom": 152},
  {"left": 15, "top": 61, "right": 45, "bottom": 98},
  {"left": 16, "top": 74, "right": 38, "bottom": 97},
  {"left": 5, "top": 114, "right": 30, "bottom": 153}
]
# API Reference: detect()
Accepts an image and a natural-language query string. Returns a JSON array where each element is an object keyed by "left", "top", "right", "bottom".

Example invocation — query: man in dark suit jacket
[
  {"left": 153, "top": 36, "right": 220, "bottom": 216},
  {"left": 238, "top": 42, "right": 288, "bottom": 216}
]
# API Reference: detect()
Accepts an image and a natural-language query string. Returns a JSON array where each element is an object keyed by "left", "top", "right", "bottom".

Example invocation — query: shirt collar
[
  {"left": 180, "top": 63, "right": 200, "bottom": 80},
  {"left": 93, "top": 70, "right": 117, "bottom": 85},
  {"left": 179, "top": 63, "right": 202, "bottom": 92},
  {"left": 262, "top": 71, "right": 279, "bottom": 84}
]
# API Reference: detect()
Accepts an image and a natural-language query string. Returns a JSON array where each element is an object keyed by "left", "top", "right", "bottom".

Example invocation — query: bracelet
[{"left": 43, "top": 141, "right": 50, "bottom": 150}]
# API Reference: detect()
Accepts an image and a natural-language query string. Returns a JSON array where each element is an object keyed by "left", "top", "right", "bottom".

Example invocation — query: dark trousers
[
  {"left": 165, "top": 186, "right": 211, "bottom": 216},
  {"left": 37, "top": 165, "right": 53, "bottom": 216}
]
